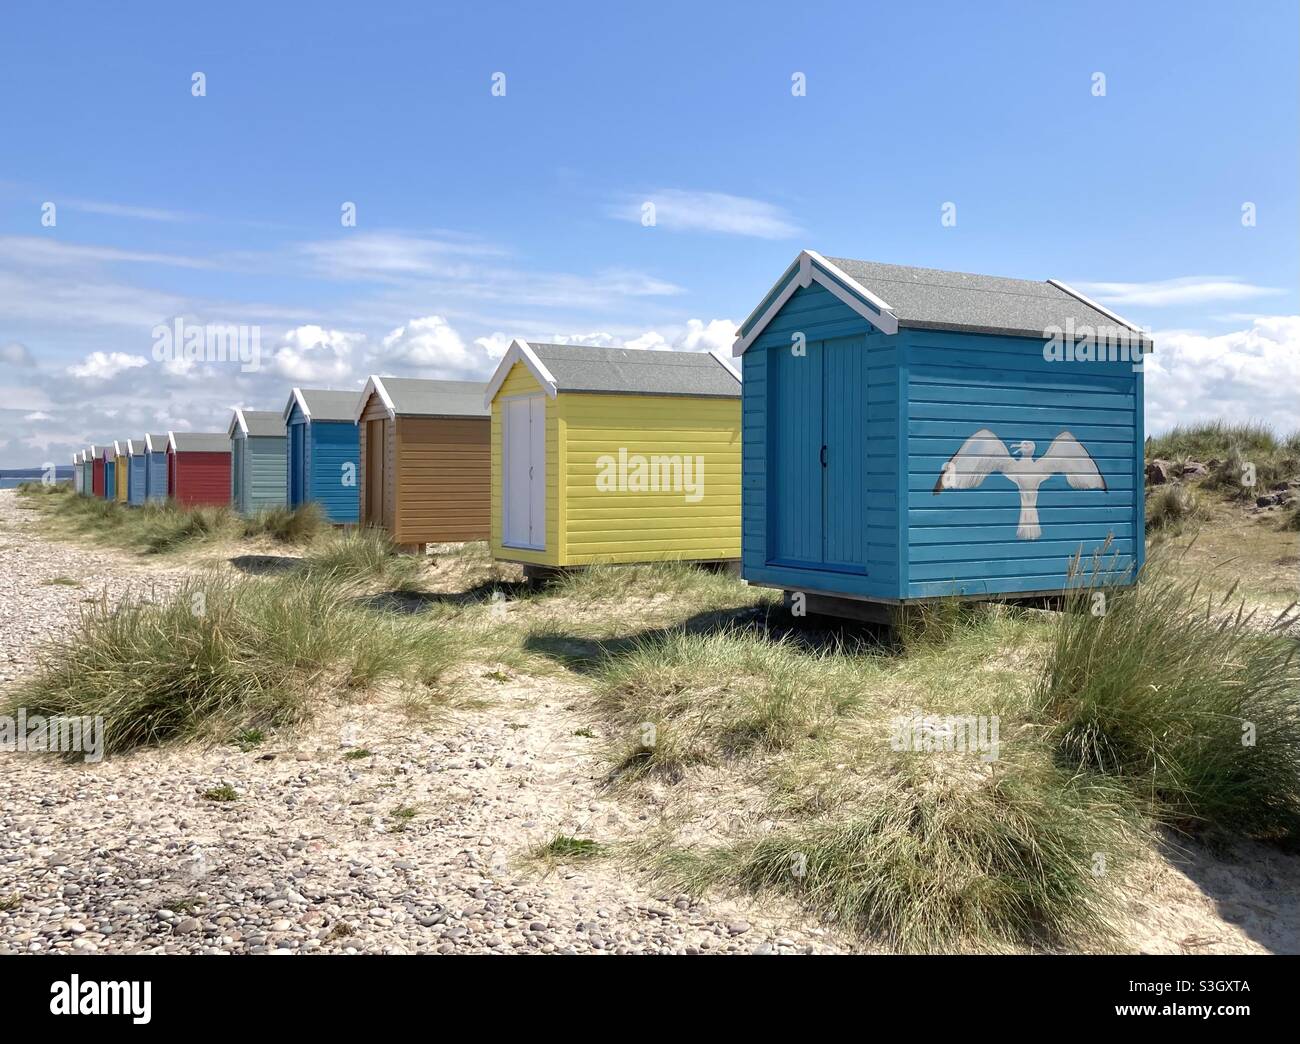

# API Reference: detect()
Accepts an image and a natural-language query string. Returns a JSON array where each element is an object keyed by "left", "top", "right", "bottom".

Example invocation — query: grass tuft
[
  {"left": 1034, "top": 563, "right": 1300, "bottom": 839},
  {"left": 1146, "top": 483, "right": 1205, "bottom": 532},
  {"left": 654, "top": 750, "right": 1137, "bottom": 952},
  {"left": 241, "top": 503, "right": 327, "bottom": 544},
  {"left": 5, "top": 572, "right": 460, "bottom": 759}
]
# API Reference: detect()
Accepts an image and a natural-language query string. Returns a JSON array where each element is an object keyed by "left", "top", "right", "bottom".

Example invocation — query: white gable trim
[
  {"left": 484, "top": 339, "right": 558, "bottom": 407},
  {"left": 733, "top": 250, "right": 899, "bottom": 356},
  {"left": 1047, "top": 279, "right": 1152, "bottom": 348},
  {"left": 710, "top": 349, "right": 742, "bottom": 383},
  {"left": 167, "top": 431, "right": 179, "bottom": 453},
  {"left": 113, "top": 440, "right": 126, "bottom": 456},
  {"left": 229, "top": 409, "right": 249, "bottom": 439},
  {"left": 144, "top": 435, "right": 161, "bottom": 454},
  {"left": 283, "top": 387, "right": 312, "bottom": 422},
  {"left": 354, "top": 375, "right": 397, "bottom": 422}
]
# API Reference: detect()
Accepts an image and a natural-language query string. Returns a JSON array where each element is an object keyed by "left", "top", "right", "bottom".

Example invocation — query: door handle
[{"left": 820, "top": 445, "right": 828, "bottom": 468}]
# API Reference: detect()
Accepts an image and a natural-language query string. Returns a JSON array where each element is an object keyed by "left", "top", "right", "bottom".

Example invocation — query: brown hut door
[{"left": 366, "top": 419, "right": 386, "bottom": 529}]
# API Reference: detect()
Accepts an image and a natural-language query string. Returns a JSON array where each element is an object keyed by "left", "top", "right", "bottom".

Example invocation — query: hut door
[
  {"left": 289, "top": 424, "right": 306, "bottom": 506},
  {"left": 820, "top": 336, "right": 869, "bottom": 573},
  {"left": 503, "top": 396, "right": 545, "bottom": 549},
  {"left": 366, "top": 419, "right": 386, "bottom": 528},
  {"left": 769, "top": 336, "right": 869, "bottom": 574}
]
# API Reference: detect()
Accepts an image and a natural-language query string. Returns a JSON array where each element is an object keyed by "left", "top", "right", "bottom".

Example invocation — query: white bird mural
[{"left": 934, "top": 429, "right": 1107, "bottom": 540}]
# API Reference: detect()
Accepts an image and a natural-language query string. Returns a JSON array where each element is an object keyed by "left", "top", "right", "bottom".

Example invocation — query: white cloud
[
  {"left": 23, "top": 411, "right": 52, "bottom": 421},
  {"left": 1146, "top": 315, "right": 1300, "bottom": 436},
  {"left": 269, "top": 325, "right": 363, "bottom": 383},
  {"left": 62, "top": 198, "right": 197, "bottom": 223},
  {"left": 1075, "top": 276, "right": 1283, "bottom": 309},
  {"left": 542, "top": 318, "right": 737, "bottom": 354},
  {"left": 67, "top": 351, "right": 149, "bottom": 381},
  {"left": 609, "top": 190, "right": 802, "bottom": 239},
  {"left": 370, "top": 315, "right": 506, "bottom": 379}
]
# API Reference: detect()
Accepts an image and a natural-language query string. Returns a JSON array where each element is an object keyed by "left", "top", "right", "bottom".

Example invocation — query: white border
[
  {"left": 1047, "top": 279, "right": 1152, "bottom": 346},
  {"left": 733, "top": 250, "right": 900, "bottom": 356},
  {"left": 282, "top": 387, "right": 313, "bottom": 422},
  {"left": 484, "top": 339, "right": 559, "bottom": 406},
  {"left": 354, "top": 375, "right": 397, "bottom": 421}
]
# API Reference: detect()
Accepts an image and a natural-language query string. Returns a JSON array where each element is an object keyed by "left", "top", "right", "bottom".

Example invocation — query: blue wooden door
[
  {"left": 768, "top": 337, "right": 869, "bottom": 574},
  {"left": 289, "top": 424, "right": 306, "bottom": 506},
  {"left": 770, "top": 339, "right": 823, "bottom": 567},
  {"left": 821, "top": 336, "right": 869, "bottom": 573}
]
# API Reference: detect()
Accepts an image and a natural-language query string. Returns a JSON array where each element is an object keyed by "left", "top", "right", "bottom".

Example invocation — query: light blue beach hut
[
  {"left": 734, "top": 251, "right": 1148, "bottom": 618},
  {"left": 228, "top": 408, "right": 288, "bottom": 515}
]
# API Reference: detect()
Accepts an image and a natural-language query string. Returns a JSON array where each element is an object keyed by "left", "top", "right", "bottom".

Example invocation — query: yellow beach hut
[
  {"left": 113, "top": 440, "right": 129, "bottom": 503},
  {"left": 483, "top": 340, "right": 742, "bottom": 569}
]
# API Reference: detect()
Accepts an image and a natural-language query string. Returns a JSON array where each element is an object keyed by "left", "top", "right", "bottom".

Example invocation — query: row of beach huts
[{"left": 67, "top": 253, "right": 1147, "bottom": 613}]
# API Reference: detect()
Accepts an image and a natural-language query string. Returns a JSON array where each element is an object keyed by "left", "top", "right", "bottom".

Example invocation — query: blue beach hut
[
  {"left": 733, "top": 251, "right": 1148, "bottom": 618},
  {"left": 103, "top": 443, "right": 117, "bottom": 500},
  {"left": 127, "top": 439, "right": 147, "bottom": 506},
  {"left": 283, "top": 388, "right": 360, "bottom": 524},
  {"left": 143, "top": 434, "right": 169, "bottom": 501},
  {"left": 228, "top": 408, "right": 288, "bottom": 515}
]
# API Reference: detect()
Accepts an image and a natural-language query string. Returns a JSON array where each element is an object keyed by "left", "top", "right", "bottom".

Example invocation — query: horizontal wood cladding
[
  {"left": 392, "top": 415, "right": 490, "bottom": 543},
  {"left": 557, "top": 391, "right": 740, "bottom": 565}
]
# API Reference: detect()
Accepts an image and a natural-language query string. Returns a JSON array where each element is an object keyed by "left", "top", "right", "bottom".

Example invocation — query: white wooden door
[{"left": 503, "top": 396, "right": 545, "bottom": 549}]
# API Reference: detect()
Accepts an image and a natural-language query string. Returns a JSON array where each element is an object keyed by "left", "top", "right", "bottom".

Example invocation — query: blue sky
[{"left": 1, "top": 0, "right": 1297, "bottom": 466}]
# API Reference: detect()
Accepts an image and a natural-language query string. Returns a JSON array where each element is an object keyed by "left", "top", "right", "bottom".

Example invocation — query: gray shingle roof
[
  {"left": 237, "top": 410, "right": 286, "bottom": 437},
  {"left": 170, "top": 432, "right": 231, "bottom": 453},
  {"left": 823, "top": 257, "right": 1150, "bottom": 344},
  {"left": 294, "top": 389, "right": 360, "bottom": 422},
  {"left": 529, "top": 344, "right": 740, "bottom": 397},
  {"left": 378, "top": 377, "right": 489, "bottom": 417}
]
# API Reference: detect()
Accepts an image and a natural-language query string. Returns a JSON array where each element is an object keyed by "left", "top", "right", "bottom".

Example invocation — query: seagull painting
[{"left": 933, "top": 429, "right": 1107, "bottom": 539}]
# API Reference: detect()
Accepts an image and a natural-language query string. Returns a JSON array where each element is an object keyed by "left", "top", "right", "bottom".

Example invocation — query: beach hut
[
  {"left": 483, "top": 341, "right": 742, "bottom": 568},
  {"left": 112, "top": 441, "right": 129, "bottom": 503},
  {"left": 81, "top": 450, "right": 93, "bottom": 495},
  {"left": 166, "top": 432, "right": 232, "bottom": 508},
  {"left": 732, "top": 251, "right": 1148, "bottom": 618},
  {"left": 353, "top": 376, "right": 490, "bottom": 547},
  {"left": 72, "top": 452, "right": 82, "bottom": 494},
  {"left": 283, "top": 389, "right": 360, "bottom": 524},
  {"left": 227, "top": 409, "right": 287, "bottom": 515},
  {"left": 144, "top": 433, "right": 169, "bottom": 501},
  {"left": 103, "top": 444, "right": 117, "bottom": 500},
  {"left": 90, "top": 446, "right": 105, "bottom": 497},
  {"left": 126, "top": 439, "right": 147, "bottom": 506}
]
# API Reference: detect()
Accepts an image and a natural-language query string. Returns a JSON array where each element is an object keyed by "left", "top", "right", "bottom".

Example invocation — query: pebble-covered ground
[{"left": 0, "top": 490, "right": 848, "bottom": 954}]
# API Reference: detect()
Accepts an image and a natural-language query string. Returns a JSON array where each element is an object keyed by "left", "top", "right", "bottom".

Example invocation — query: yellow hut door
[{"left": 503, "top": 396, "right": 545, "bottom": 550}]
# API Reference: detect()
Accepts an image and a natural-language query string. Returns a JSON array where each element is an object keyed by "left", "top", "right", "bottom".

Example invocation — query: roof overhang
[
  {"left": 484, "top": 339, "right": 559, "bottom": 406},
  {"left": 283, "top": 388, "right": 311, "bottom": 422},
  {"left": 144, "top": 434, "right": 162, "bottom": 453},
  {"left": 355, "top": 375, "right": 396, "bottom": 421},
  {"left": 710, "top": 350, "right": 742, "bottom": 382},
  {"left": 229, "top": 409, "right": 248, "bottom": 438},
  {"left": 167, "top": 431, "right": 180, "bottom": 453},
  {"left": 1047, "top": 279, "right": 1154, "bottom": 351},
  {"left": 734, "top": 250, "right": 900, "bottom": 356}
]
